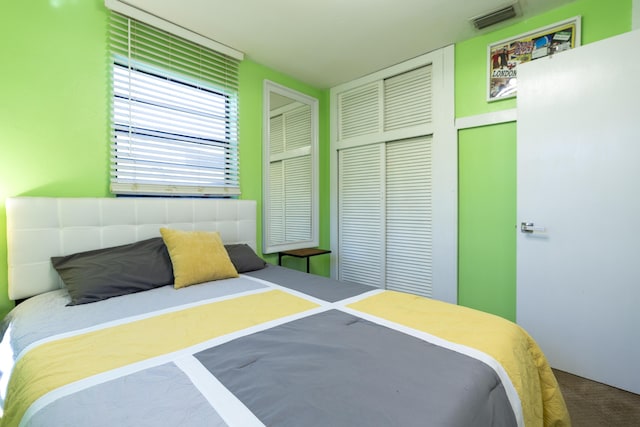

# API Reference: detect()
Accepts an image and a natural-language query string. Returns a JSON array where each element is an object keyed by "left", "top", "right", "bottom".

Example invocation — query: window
[
  {"left": 263, "top": 81, "right": 319, "bottom": 253},
  {"left": 108, "top": 13, "right": 241, "bottom": 196}
]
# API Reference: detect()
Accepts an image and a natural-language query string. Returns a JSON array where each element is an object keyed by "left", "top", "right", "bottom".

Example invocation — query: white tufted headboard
[{"left": 5, "top": 197, "right": 257, "bottom": 301}]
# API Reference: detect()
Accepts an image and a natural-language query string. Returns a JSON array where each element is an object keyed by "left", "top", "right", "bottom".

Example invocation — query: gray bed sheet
[{"left": 245, "top": 264, "right": 376, "bottom": 302}]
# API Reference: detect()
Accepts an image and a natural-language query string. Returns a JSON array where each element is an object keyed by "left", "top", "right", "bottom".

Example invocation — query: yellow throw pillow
[{"left": 160, "top": 228, "right": 239, "bottom": 289}]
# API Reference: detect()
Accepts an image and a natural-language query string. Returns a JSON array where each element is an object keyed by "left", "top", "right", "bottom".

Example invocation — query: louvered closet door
[
  {"left": 385, "top": 136, "right": 433, "bottom": 297},
  {"left": 338, "top": 144, "right": 385, "bottom": 288},
  {"left": 384, "top": 66, "right": 434, "bottom": 293},
  {"left": 338, "top": 138, "right": 433, "bottom": 294},
  {"left": 332, "top": 46, "right": 456, "bottom": 302},
  {"left": 337, "top": 82, "right": 381, "bottom": 141},
  {"left": 384, "top": 66, "right": 432, "bottom": 132}
]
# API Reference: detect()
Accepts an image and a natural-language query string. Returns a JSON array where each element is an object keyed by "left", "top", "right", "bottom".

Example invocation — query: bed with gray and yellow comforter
[{"left": 0, "top": 266, "right": 569, "bottom": 427}]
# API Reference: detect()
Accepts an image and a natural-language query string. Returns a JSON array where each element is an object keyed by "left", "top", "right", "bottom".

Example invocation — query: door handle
[{"left": 520, "top": 222, "right": 546, "bottom": 233}]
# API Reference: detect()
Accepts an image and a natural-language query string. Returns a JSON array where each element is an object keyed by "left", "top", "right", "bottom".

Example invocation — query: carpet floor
[{"left": 553, "top": 369, "right": 640, "bottom": 426}]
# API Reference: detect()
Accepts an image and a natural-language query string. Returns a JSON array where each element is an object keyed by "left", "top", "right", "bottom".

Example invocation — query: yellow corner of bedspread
[{"left": 348, "top": 290, "right": 571, "bottom": 427}]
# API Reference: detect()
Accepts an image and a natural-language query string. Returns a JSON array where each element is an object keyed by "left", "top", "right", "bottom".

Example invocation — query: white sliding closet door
[
  {"left": 331, "top": 46, "right": 456, "bottom": 302},
  {"left": 338, "top": 144, "right": 385, "bottom": 287},
  {"left": 338, "top": 136, "right": 433, "bottom": 295},
  {"left": 386, "top": 136, "right": 432, "bottom": 296}
]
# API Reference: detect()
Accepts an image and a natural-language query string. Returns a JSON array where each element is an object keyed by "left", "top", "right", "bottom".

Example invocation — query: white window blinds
[{"left": 109, "top": 13, "right": 241, "bottom": 196}]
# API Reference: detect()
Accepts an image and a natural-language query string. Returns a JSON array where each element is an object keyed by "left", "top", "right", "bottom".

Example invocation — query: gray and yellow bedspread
[{"left": 0, "top": 266, "right": 569, "bottom": 426}]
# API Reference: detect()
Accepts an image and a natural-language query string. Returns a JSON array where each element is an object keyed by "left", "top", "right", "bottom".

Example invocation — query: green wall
[
  {"left": 458, "top": 123, "right": 517, "bottom": 319},
  {"left": 456, "top": 0, "right": 632, "bottom": 320},
  {"left": 0, "top": 0, "right": 109, "bottom": 317},
  {"left": 0, "top": 0, "right": 329, "bottom": 318}
]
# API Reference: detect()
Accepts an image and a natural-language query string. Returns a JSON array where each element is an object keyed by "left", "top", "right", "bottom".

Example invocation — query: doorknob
[{"left": 520, "top": 222, "right": 546, "bottom": 233}]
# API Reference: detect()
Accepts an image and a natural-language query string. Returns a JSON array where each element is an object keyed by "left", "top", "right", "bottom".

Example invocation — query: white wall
[{"left": 634, "top": 0, "right": 640, "bottom": 30}]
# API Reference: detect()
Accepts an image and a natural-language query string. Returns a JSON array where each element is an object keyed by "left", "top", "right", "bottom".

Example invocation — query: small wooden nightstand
[{"left": 278, "top": 248, "right": 331, "bottom": 273}]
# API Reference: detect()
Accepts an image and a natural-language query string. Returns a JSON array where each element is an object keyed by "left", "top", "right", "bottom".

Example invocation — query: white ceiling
[{"left": 120, "top": 0, "right": 575, "bottom": 89}]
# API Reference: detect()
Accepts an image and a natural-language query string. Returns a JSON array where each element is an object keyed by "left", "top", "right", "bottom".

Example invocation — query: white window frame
[
  {"left": 107, "top": 4, "right": 242, "bottom": 197},
  {"left": 262, "top": 80, "right": 319, "bottom": 254}
]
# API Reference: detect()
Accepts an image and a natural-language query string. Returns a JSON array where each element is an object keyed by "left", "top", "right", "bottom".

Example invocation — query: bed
[{"left": 0, "top": 197, "right": 570, "bottom": 427}]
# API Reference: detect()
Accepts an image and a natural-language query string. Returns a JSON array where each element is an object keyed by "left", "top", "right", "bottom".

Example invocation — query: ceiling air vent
[{"left": 470, "top": 4, "right": 519, "bottom": 30}]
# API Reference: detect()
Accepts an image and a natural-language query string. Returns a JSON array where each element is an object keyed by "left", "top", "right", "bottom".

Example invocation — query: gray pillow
[
  {"left": 52, "top": 237, "right": 174, "bottom": 306},
  {"left": 224, "top": 244, "right": 267, "bottom": 273}
]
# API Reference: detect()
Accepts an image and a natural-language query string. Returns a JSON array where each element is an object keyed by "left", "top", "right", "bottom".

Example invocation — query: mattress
[{"left": 0, "top": 265, "right": 569, "bottom": 426}]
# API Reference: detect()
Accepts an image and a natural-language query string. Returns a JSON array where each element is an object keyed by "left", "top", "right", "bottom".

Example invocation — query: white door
[{"left": 516, "top": 30, "right": 640, "bottom": 394}]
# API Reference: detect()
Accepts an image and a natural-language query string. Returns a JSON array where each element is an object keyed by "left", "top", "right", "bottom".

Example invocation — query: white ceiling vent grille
[{"left": 470, "top": 3, "right": 519, "bottom": 30}]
